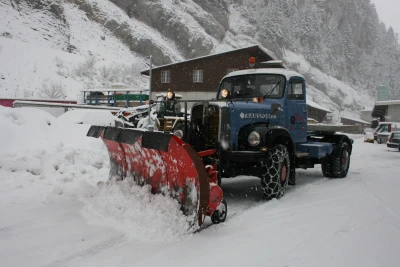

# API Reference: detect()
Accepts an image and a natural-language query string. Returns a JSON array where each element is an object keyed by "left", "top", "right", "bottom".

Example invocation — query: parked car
[
  {"left": 374, "top": 122, "right": 400, "bottom": 144},
  {"left": 386, "top": 131, "right": 400, "bottom": 151}
]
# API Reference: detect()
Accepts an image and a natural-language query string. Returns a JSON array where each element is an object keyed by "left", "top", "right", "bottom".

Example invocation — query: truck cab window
[{"left": 288, "top": 79, "right": 304, "bottom": 100}]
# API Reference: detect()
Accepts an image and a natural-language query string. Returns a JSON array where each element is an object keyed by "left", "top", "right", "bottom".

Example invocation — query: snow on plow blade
[{"left": 87, "top": 126, "right": 210, "bottom": 227}]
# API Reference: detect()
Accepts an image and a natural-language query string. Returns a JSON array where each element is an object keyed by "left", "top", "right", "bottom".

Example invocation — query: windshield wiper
[{"left": 263, "top": 80, "right": 281, "bottom": 99}]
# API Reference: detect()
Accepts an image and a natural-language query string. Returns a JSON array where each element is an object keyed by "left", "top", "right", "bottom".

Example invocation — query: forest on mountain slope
[
  {"left": 3, "top": 0, "right": 400, "bottom": 102},
  {"left": 108, "top": 0, "right": 400, "bottom": 99}
]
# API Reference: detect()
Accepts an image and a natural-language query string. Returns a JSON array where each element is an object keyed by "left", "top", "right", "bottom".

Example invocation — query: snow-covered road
[{"left": 1, "top": 107, "right": 400, "bottom": 267}]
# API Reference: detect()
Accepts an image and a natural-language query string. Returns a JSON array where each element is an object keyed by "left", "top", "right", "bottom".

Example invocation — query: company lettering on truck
[{"left": 239, "top": 112, "right": 277, "bottom": 119}]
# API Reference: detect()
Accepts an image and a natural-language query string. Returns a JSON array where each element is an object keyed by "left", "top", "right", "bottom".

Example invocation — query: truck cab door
[{"left": 286, "top": 78, "right": 307, "bottom": 143}]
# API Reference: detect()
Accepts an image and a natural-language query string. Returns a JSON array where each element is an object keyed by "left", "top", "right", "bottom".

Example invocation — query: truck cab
[
  {"left": 217, "top": 68, "right": 308, "bottom": 144},
  {"left": 173, "top": 61, "right": 353, "bottom": 200}
]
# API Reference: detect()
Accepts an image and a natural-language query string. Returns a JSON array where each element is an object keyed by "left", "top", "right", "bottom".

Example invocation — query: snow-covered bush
[{"left": 37, "top": 79, "right": 66, "bottom": 99}]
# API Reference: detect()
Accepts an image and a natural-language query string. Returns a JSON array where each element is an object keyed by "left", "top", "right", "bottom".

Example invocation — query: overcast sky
[{"left": 370, "top": 0, "right": 400, "bottom": 35}]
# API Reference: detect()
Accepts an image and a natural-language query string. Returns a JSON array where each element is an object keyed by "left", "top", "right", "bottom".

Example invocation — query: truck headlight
[
  {"left": 248, "top": 131, "right": 261, "bottom": 146},
  {"left": 220, "top": 89, "right": 229, "bottom": 98}
]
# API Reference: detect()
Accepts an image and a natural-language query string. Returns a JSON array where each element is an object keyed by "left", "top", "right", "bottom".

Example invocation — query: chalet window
[
  {"left": 288, "top": 79, "right": 304, "bottom": 100},
  {"left": 193, "top": 70, "right": 203, "bottom": 83},
  {"left": 161, "top": 70, "right": 170, "bottom": 83}
]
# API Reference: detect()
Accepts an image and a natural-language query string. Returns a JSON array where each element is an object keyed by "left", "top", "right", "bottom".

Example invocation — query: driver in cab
[{"left": 233, "top": 80, "right": 253, "bottom": 97}]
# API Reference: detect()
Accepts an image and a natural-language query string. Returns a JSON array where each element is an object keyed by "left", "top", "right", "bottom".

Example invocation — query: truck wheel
[
  {"left": 332, "top": 141, "right": 351, "bottom": 178},
  {"left": 260, "top": 145, "right": 290, "bottom": 200},
  {"left": 321, "top": 157, "right": 333, "bottom": 178},
  {"left": 211, "top": 199, "right": 227, "bottom": 224},
  {"left": 322, "top": 141, "right": 351, "bottom": 178},
  {"left": 172, "top": 123, "right": 186, "bottom": 139},
  {"left": 288, "top": 166, "right": 296, "bottom": 185}
]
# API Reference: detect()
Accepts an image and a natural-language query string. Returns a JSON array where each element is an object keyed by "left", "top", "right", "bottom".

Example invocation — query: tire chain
[{"left": 261, "top": 145, "right": 290, "bottom": 200}]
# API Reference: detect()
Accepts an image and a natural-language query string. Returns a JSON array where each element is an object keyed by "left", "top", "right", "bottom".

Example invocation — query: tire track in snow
[
  {"left": 45, "top": 234, "right": 127, "bottom": 267},
  {"left": 199, "top": 175, "right": 333, "bottom": 231},
  {"left": 0, "top": 210, "right": 77, "bottom": 236},
  {"left": 355, "top": 174, "right": 400, "bottom": 232},
  {"left": 0, "top": 225, "right": 14, "bottom": 233},
  {"left": 0, "top": 218, "right": 39, "bottom": 235},
  {"left": 197, "top": 201, "right": 257, "bottom": 232}
]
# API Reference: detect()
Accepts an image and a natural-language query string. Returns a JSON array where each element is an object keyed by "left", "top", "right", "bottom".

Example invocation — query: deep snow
[{"left": 1, "top": 106, "right": 400, "bottom": 267}]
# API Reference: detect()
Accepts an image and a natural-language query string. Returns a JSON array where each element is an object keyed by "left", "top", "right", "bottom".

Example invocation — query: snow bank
[
  {"left": 0, "top": 107, "right": 110, "bottom": 201},
  {"left": 0, "top": 106, "right": 192, "bottom": 243},
  {"left": 0, "top": 106, "right": 56, "bottom": 152}
]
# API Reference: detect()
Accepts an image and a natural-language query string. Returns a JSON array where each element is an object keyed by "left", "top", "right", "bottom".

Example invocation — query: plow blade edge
[{"left": 87, "top": 126, "right": 210, "bottom": 227}]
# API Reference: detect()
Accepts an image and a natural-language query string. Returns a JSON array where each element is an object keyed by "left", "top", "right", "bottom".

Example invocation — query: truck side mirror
[{"left": 271, "top": 103, "right": 282, "bottom": 116}]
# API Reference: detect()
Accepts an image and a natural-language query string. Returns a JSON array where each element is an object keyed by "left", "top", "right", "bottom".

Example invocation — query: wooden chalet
[{"left": 140, "top": 45, "right": 277, "bottom": 100}]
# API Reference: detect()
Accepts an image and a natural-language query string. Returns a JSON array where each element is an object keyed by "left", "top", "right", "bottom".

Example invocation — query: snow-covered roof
[
  {"left": 225, "top": 68, "right": 304, "bottom": 80},
  {"left": 0, "top": 97, "right": 76, "bottom": 102},
  {"left": 378, "top": 121, "right": 400, "bottom": 125},
  {"left": 81, "top": 88, "right": 149, "bottom": 93},
  {"left": 259, "top": 60, "right": 288, "bottom": 69},
  {"left": 13, "top": 100, "right": 121, "bottom": 110},
  {"left": 140, "top": 44, "right": 276, "bottom": 74},
  {"left": 340, "top": 116, "right": 370, "bottom": 124},
  {"left": 375, "top": 100, "right": 400, "bottom": 106},
  {"left": 306, "top": 99, "right": 332, "bottom": 113}
]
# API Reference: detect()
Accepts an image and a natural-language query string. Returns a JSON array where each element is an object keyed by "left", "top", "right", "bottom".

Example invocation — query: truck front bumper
[
  {"left": 220, "top": 151, "right": 266, "bottom": 178},
  {"left": 222, "top": 151, "right": 267, "bottom": 162}
]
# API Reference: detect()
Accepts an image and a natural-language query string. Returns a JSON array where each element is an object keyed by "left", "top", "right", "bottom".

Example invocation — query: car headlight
[
  {"left": 173, "top": 129, "right": 184, "bottom": 139},
  {"left": 248, "top": 131, "right": 261, "bottom": 146},
  {"left": 220, "top": 89, "right": 229, "bottom": 98}
]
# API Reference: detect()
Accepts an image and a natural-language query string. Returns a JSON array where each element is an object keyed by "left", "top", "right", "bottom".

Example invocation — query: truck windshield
[{"left": 218, "top": 74, "right": 286, "bottom": 100}]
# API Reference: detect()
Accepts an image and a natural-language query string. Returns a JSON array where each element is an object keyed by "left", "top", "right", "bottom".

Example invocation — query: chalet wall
[
  {"left": 387, "top": 105, "right": 400, "bottom": 121},
  {"left": 149, "top": 47, "right": 273, "bottom": 94}
]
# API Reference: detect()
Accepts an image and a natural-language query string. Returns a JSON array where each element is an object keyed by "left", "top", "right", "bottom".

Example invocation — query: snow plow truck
[{"left": 87, "top": 58, "right": 353, "bottom": 228}]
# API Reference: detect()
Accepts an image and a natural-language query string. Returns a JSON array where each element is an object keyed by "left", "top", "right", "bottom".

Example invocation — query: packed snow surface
[{"left": 1, "top": 106, "right": 400, "bottom": 267}]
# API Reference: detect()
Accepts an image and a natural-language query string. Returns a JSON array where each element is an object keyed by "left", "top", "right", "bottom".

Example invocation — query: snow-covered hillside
[
  {"left": 1, "top": 0, "right": 389, "bottom": 119},
  {"left": 0, "top": 0, "right": 149, "bottom": 100}
]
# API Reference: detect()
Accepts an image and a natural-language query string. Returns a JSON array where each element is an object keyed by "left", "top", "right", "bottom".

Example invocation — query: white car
[
  {"left": 386, "top": 131, "right": 400, "bottom": 151},
  {"left": 374, "top": 122, "right": 400, "bottom": 144}
]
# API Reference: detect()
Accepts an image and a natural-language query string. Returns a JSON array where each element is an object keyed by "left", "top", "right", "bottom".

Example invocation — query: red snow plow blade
[{"left": 87, "top": 126, "right": 225, "bottom": 227}]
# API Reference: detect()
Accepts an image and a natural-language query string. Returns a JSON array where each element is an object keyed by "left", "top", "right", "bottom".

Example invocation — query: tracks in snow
[{"left": 45, "top": 234, "right": 127, "bottom": 267}]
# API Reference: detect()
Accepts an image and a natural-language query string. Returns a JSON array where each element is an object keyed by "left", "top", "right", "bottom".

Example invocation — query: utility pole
[{"left": 147, "top": 55, "right": 153, "bottom": 131}]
